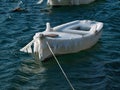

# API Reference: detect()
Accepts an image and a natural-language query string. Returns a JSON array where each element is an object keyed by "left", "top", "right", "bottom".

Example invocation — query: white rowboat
[
  {"left": 20, "top": 20, "right": 103, "bottom": 61},
  {"left": 37, "top": 0, "right": 95, "bottom": 6},
  {"left": 47, "top": 0, "right": 96, "bottom": 6}
]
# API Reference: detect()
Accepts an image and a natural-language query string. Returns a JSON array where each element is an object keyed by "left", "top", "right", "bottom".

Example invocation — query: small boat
[
  {"left": 37, "top": 0, "right": 96, "bottom": 6},
  {"left": 11, "top": 7, "right": 26, "bottom": 12},
  {"left": 47, "top": 0, "right": 96, "bottom": 6},
  {"left": 20, "top": 20, "right": 103, "bottom": 61}
]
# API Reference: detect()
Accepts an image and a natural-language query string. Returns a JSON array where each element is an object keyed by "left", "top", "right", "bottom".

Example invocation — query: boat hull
[
  {"left": 20, "top": 20, "right": 103, "bottom": 61},
  {"left": 47, "top": 0, "right": 95, "bottom": 6},
  {"left": 40, "top": 30, "right": 102, "bottom": 61}
]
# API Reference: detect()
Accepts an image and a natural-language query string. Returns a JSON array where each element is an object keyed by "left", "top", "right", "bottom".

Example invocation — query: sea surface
[{"left": 0, "top": 0, "right": 120, "bottom": 90}]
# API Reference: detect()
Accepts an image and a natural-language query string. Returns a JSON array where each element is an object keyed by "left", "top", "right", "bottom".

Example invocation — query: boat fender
[
  {"left": 45, "top": 22, "right": 53, "bottom": 32},
  {"left": 33, "top": 32, "right": 45, "bottom": 60}
]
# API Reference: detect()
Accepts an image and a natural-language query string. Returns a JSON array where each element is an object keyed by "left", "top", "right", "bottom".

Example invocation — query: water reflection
[
  {"left": 20, "top": 59, "right": 46, "bottom": 74},
  {"left": 9, "top": 59, "right": 47, "bottom": 90}
]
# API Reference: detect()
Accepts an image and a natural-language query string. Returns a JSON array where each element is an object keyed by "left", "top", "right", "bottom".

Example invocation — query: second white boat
[{"left": 47, "top": 0, "right": 96, "bottom": 6}]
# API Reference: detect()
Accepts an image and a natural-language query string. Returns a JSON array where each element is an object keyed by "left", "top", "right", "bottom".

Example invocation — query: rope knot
[{"left": 33, "top": 33, "right": 44, "bottom": 40}]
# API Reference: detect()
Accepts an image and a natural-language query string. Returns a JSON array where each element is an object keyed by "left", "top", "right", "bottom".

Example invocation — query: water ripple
[{"left": 0, "top": 0, "right": 120, "bottom": 90}]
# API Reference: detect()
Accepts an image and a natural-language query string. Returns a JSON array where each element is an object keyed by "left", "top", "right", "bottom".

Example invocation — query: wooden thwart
[{"left": 45, "top": 34, "right": 59, "bottom": 38}]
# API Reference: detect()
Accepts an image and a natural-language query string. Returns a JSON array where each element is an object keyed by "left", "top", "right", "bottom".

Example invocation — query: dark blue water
[{"left": 0, "top": 0, "right": 120, "bottom": 90}]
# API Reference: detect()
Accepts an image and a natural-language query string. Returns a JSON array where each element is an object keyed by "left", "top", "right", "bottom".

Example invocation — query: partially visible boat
[
  {"left": 47, "top": 0, "right": 96, "bottom": 6},
  {"left": 37, "top": 0, "right": 96, "bottom": 6},
  {"left": 20, "top": 20, "right": 103, "bottom": 61}
]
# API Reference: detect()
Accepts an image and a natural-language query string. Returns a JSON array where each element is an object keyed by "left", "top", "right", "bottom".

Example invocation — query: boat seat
[
  {"left": 61, "top": 29, "right": 89, "bottom": 35},
  {"left": 53, "top": 20, "right": 80, "bottom": 31},
  {"left": 61, "top": 23, "right": 90, "bottom": 35}
]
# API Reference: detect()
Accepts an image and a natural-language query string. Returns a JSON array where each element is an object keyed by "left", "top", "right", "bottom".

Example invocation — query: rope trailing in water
[{"left": 46, "top": 41, "right": 75, "bottom": 90}]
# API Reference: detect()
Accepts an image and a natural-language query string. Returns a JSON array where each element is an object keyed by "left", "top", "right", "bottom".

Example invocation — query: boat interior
[{"left": 46, "top": 20, "right": 103, "bottom": 36}]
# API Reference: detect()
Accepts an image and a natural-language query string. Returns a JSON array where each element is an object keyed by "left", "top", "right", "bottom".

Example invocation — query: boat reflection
[{"left": 19, "top": 59, "right": 46, "bottom": 74}]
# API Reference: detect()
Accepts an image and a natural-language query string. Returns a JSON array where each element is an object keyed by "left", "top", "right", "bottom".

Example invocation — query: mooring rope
[{"left": 46, "top": 41, "right": 75, "bottom": 90}]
